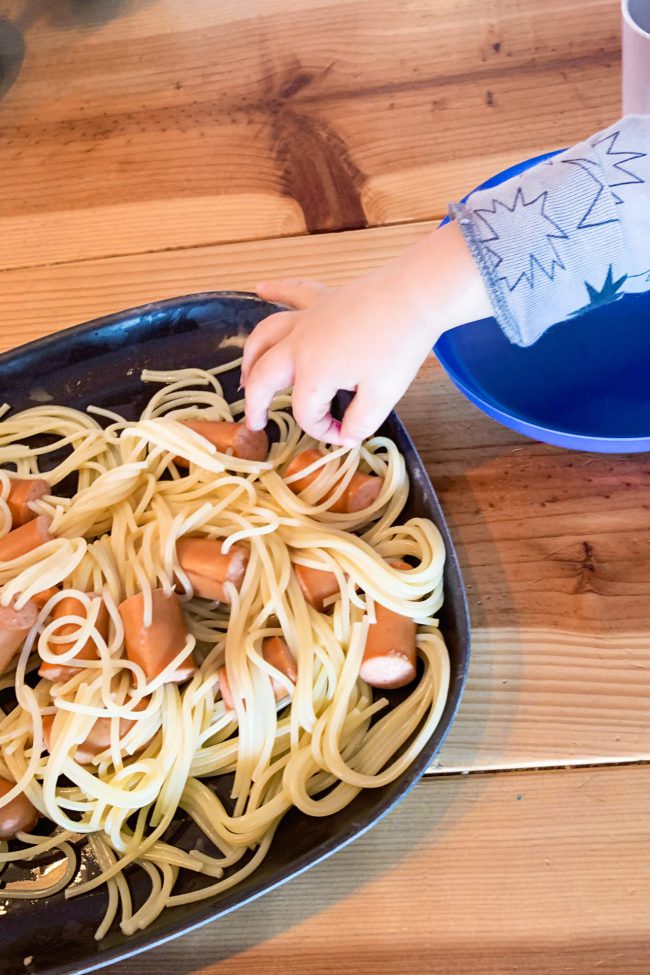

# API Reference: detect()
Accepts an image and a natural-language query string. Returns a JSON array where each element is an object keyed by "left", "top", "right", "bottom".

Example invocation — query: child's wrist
[{"left": 387, "top": 220, "right": 493, "bottom": 340}]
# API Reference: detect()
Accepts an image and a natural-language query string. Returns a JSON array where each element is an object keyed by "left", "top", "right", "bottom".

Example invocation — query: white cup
[{"left": 622, "top": 0, "right": 650, "bottom": 113}]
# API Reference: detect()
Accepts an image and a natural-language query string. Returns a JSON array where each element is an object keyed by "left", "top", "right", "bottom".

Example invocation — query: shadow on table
[
  {"left": 0, "top": 0, "right": 162, "bottom": 104},
  {"left": 0, "top": 17, "right": 24, "bottom": 102},
  {"left": 37, "top": 0, "right": 160, "bottom": 32},
  {"left": 109, "top": 773, "right": 484, "bottom": 974}
]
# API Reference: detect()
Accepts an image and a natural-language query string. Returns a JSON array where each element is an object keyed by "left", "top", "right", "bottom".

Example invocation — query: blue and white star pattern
[
  {"left": 473, "top": 187, "right": 568, "bottom": 290},
  {"left": 449, "top": 115, "right": 650, "bottom": 346}
]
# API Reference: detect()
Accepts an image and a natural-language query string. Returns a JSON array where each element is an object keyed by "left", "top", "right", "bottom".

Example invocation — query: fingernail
[
  {"left": 341, "top": 437, "right": 359, "bottom": 449},
  {"left": 247, "top": 416, "right": 266, "bottom": 432}
]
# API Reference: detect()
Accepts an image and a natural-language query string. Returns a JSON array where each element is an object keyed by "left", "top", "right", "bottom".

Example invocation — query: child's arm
[
  {"left": 449, "top": 114, "right": 650, "bottom": 347},
  {"left": 243, "top": 115, "right": 650, "bottom": 445}
]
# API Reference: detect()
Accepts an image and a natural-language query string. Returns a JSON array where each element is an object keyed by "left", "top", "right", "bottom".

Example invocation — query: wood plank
[
  {"left": 0, "top": 0, "right": 619, "bottom": 267},
  {"left": 109, "top": 765, "right": 650, "bottom": 975},
  {"left": 0, "top": 221, "right": 428, "bottom": 344},
  {"left": 435, "top": 628, "right": 650, "bottom": 773},
  {"left": 3, "top": 222, "right": 650, "bottom": 773}
]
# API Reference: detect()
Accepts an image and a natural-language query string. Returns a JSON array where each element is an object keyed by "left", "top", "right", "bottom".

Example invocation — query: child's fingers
[
  {"left": 339, "top": 384, "right": 393, "bottom": 445},
  {"left": 291, "top": 375, "right": 342, "bottom": 443},
  {"left": 244, "top": 344, "right": 295, "bottom": 432},
  {"left": 241, "top": 312, "right": 294, "bottom": 386},
  {"left": 256, "top": 278, "right": 328, "bottom": 310}
]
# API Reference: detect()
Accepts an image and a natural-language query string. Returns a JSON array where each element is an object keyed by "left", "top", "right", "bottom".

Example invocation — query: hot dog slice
[
  {"left": 176, "top": 420, "right": 268, "bottom": 467},
  {"left": 0, "top": 515, "right": 53, "bottom": 563},
  {"left": 0, "top": 777, "right": 39, "bottom": 840},
  {"left": 7, "top": 478, "right": 50, "bottom": 527},
  {"left": 285, "top": 450, "right": 383, "bottom": 513},
  {"left": 332, "top": 471, "right": 383, "bottom": 513},
  {"left": 42, "top": 698, "right": 151, "bottom": 765},
  {"left": 284, "top": 448, "right": 324, "bottom": 493},
  {"left": 262, "top": 636, "right": 297, "bottom": 702},
  {"left": 293, "top": 562, "right": 339, "bottom": 612},
  {"left": 38, "top": 595, "right": 109, "bottom": 683},
  {"left": 359, "top": 562, "right": 417, "bottom": 690},
  {"left": 32, "top": 586, "right": 60, "bottom": 610},
  {"left": 176, "top": 537, "right": 248, "bottom": 602},
  {"left": 218, "top": 666, "right": 234, "bottom": 711},
  {"left": 118, "top": 589, "right": 196, "bottom": 683},
  {"left": 0, "top": 600, "right": 38, "bottom": 674}
]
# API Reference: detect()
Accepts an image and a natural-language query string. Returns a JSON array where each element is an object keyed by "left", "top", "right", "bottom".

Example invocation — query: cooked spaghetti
[{"left": 0, "top": 363, "right": 449, "bottom": 938}]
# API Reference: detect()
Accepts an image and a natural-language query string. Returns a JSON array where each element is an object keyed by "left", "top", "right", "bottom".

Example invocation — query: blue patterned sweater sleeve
[{"left": 448, "top": 115, "right": 650, "bottom": 346}]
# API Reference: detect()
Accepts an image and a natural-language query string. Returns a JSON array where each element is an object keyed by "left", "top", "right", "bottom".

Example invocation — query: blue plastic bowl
[{"left": 435, "top": 152, "right": 650, "bottom": 452}]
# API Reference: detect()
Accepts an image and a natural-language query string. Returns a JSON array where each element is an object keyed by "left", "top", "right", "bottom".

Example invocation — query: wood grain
[
  {"left": 0, "top": 221, "right": 428, "bottom": 344},
  {"left": 2, "top": 221, "right": 650, "bottom": 774},
  {"left": 109, "top": 765, "right": 650, "bottom": 975},
  {"left": 436, "top": 628, "right": 650, "bottom": 773},
  {"left": 0, "top": 0, "right": 620, "bottom": 268}
]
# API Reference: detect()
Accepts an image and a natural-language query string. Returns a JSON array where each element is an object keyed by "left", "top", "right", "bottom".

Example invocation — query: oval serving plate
[{"left": 0, "top": 292, "right": 470, "bottom": 975}]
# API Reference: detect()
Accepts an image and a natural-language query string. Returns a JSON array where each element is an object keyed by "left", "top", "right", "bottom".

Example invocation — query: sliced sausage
[
  {"left": 262, "top": 636, "right": 297, "bottom": 703},
  {"left": 176, "top": 537, "right": 249, "bottom": 602},
  {"left": 0, "top": 777, "right": 39, "bottom": 840},
  {"left": 7, "top": 478, "right": 50, "bottom": 528},
  {"left": 285, "top": 449, "right": 383, "bottom": 513},
  {"left": 293, "top": 562, "right": 339, "bottom": 612},
  {"left": 32, "top": 586, "right": 60, "bottom": 610},
  {"left": 359, "top": 562, "right": 417, "bottom": 690},
  {"left": 284, "top": 448, "right": 324, "bottom": 493},
  {"left": 332, "top": 470, "right": 383, "bottom": 513},
  {"left": 0, "top": 515, "right": 53, "bottom": 563},
  {"left": 118, "top": 589, "right": 196, "bottom": 683},
  {"left": 38, "top": 595, "right": 110, "bottom": 683},
  {"left": 175, "top": 420, "right": 268, "bottom": 467},
  {"left": 0, "top": 600, "right": 38, "bottom": 673},
  {"left": 218, "top": 666, "right": 234, "bottom": 711},
  {"left": 42, "top": 698, "right": 152, "bottom": 765}
]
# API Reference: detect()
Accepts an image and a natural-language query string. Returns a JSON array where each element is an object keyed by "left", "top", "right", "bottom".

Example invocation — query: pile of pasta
[{"left": 0, "top": 364, "right": 449, "bottom": 938}]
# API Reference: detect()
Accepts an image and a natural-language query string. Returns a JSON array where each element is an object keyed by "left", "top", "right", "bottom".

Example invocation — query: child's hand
[
  {"left": 242, "top": 274, "right": 440, "bottom": 446},
  {"left": 242, "top": 220, "right": 492, "bottom": 446}
]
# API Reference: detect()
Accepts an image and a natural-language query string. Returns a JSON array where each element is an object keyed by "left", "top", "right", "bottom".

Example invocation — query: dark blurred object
[{"left": 0, "top": 17, "right": 24, "bottom": 102}]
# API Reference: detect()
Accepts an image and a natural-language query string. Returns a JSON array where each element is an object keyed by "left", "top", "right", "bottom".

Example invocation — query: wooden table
[{"left": 3, "top": 0, "right": 649, "bottom": 971}]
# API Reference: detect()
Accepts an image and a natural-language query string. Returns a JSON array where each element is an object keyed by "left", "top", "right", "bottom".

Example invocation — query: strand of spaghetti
[
  {"left": 0, "top": 538, "right": 88, "bottom": 600},
  {"left": 166, "top": 829, "right": 276, "bottom": 907},
  {"left": 0, "top": 830, "right": 77, "bottom": 863},
  {"left": 67, "top": 682, "right": 196, "bottom": 896},
  {"left": 0, "top": 624, "right": 44, "bottom": 811},
  {"left": 121, "top": 420, "right": 272, "bottom": 475},
  {"left": 124, "top": 860, "right": 178, "bottom": 934},
  {"left": 53, "top": 464, "right": 148, "bottom": 538},
  {"left": 87, "top": 834, "right": 133, "bottom": 937},
  {"left": 144, "top": 842, "right": 206, "bottom": 872}
]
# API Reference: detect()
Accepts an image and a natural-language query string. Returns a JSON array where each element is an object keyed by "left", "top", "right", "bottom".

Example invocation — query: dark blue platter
[{"left": 0, "top": 293, "right": 470, "bottom": 975}]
